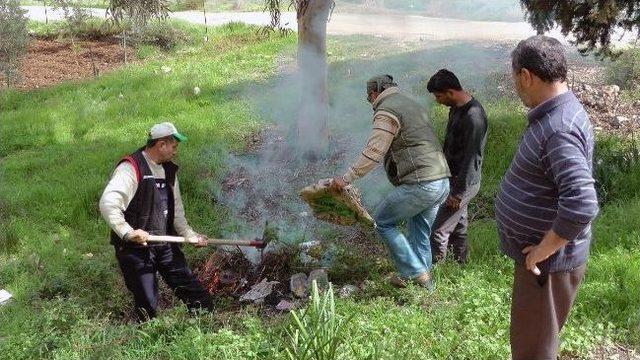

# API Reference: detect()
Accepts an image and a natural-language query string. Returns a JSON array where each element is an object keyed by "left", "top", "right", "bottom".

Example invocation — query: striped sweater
[{"left": 495, "top": 91, "right": 599, "bottom": 272}]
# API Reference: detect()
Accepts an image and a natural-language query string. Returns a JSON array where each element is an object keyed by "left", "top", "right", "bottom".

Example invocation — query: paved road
[{"left": 23, "top": 5, "right": 554, "bottom": 43}]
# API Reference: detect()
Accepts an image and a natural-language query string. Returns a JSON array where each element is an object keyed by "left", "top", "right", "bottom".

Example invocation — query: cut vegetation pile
[{"left": 299, "top": 179, "right": 375, "bottom": 228}]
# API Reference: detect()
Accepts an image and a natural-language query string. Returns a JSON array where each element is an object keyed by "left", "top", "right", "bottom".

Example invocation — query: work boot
[{"left": 412, "top": 272, "right": 435, "bottom": 292}]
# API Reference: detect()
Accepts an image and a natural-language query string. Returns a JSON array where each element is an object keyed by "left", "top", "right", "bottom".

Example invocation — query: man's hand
[
  {"left": 331, "top": 176, "right": 349, "bottom": 191},
  {"left": 126, "top": 229, "right": 149, "bottom": 246},
  {"left": 193, "top": 234, "right": 209, "bottom": 248},
  {"left": 522, "top": 230, "right": 568, "bottom": 275},
  {"left": 445, "top": 195, "right": 461, "bottom": 210}
]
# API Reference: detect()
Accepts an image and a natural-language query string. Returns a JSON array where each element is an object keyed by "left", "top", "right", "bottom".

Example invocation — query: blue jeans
[{"left": 374, "top": 178, "right": 449, "bottom": 278}]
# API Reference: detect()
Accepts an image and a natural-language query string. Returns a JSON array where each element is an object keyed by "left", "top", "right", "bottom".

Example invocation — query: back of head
[
  {"left": 367, "top": 74, "right": 398, "bottom": 93},
  {"left": 511, "top": 35, "right": 567, "bottom": 83},
  {"left": 427, "top": 69, "right": 462, "bottom": 93}
]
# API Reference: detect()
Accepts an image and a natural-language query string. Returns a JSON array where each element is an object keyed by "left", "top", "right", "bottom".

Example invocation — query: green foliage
[
  {"left": 109, "top": 0, "right": 171, "bottom": 30},
  {"left": 520, "top": 0, "right": 640, "bottom": 57},
  {"left": 0, "top": 0, "right": 29, "bottom": 87},
  {"left": 132, "top": 20, "right": 191, "bottom": 49},
  {"left": 594, "top": 135, "right": 640, "bottom": 204},
  {"left": 29, "top": 18, "right": 125, "bottom": 39},
  {"left": 607, "top": 46, "right": 640, "bottom": 91},
  {"left": 284, "top": 281, "right": 354, "bottom": 360}
]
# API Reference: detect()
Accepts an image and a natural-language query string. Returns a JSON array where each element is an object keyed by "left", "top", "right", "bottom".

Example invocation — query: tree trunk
[{"left": 296, "top": 0, "right": 332, "bottom": 161}]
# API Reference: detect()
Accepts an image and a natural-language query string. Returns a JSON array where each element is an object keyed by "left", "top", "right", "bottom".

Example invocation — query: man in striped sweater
[{"left": 496, "top": 36, "right": 599, "bottom": 360}]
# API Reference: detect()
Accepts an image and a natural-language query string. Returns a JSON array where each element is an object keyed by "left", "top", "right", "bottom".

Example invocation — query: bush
[
  {"left": 132, "top": 21, "right": 190, "bottom": 49},
  {"left": 0, "top": 0, "right": 29, "bottom": 87},
  {"left": 607, "top": 47, "right": 640, "bottom": 90},
  {"left": 30, "top": 18, "right": 124, "bottom": 40},
  {"left": 594, "top": 135, "right": 640, "bottom": 204}
]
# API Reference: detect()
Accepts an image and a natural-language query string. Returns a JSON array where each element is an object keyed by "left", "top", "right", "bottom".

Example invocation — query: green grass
[{"left": 1, "top": 22, "right": 639, "bottom": 360}]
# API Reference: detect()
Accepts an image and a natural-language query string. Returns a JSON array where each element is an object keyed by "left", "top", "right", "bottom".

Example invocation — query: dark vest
[
  {"left": 375, "top": 91, "right": 451, "bottom": 186},
  {"left": 110, "top": 148, "right": 179, "bottom": 247}
]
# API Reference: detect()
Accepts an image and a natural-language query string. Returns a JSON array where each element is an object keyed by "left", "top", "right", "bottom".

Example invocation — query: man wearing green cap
[
  {"left": 332, "top": 75, "right": 451, "bottom": 289},
  {"left": 99, "top": 121, "right": 213, "bottom": 321}
]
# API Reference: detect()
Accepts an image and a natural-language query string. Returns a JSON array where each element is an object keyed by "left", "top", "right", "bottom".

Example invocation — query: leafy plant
[
  {"left": 594, "top": 134, "right": 640, "bottom": 204},
  {"left": 607, "top": 47, "right": 640, "bottom": 91},
  {"left": 284, "top": 281, "right": 353, "bottom": 360},
  {"left": 0, "top": 0, "right": 28, "bottom": 87}
]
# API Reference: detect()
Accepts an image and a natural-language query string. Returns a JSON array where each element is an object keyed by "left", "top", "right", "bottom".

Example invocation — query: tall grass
[{"left": 284, "top": 281, "right": 354, "bottom": 360}]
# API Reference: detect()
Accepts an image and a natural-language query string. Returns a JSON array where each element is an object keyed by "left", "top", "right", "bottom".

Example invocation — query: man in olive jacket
[{"left": 333, "top": 75, "right": 450, "bottom": 289}]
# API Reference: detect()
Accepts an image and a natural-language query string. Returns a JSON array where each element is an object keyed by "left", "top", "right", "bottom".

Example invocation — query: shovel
[{"left": 146, "top": 222, "right": 276, "bottom": 249}]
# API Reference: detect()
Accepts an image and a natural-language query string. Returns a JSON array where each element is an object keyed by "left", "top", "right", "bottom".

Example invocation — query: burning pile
[{"left": 195, "top": 247, "right": 299, "bottom": 304}]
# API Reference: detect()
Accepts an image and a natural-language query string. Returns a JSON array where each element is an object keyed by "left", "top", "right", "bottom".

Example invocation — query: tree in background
[
  {"left": 0, "top": 0, "right": 28, "bottom": 88},
  {"left": 108, "top": 0, "right": 170, "bottom": 30},
  {"left": 267, "top": 0, "right": 335, "bottom": 160},
  {"left": 520, "top": 0, "right": 640, "bottom": 57},
  {"left": 51, "top": 0, "right": 91, "bottom": 43}
]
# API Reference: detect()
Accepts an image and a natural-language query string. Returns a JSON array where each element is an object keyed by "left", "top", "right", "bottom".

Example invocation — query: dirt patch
[{"left": 2, "top": 38, "right": 133, "bottom": 90}]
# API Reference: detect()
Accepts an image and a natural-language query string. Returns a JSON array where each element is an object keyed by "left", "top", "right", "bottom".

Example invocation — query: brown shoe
[
  {"left": 412, "top": 272, "right": 435, "bottom": 291},
  {"left": 413, "top": 272, "right": 431, "bottom": 285}
]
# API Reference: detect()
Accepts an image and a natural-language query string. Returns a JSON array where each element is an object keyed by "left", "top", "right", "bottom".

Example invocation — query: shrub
[
  {"left": 607, "top": 47, "right": 640, "bottom": 90},
  {"left": 0, "top": 0, "right": 29, "bottom": 87},
  {"left": 594, "top": 135, "right": 640, "bottom": 204},
  {"left": 133, "top": 21, "right": 190, "bottom": 49},
  {"left": 30, "top": 18, "right": 124, "bottom": 40}
]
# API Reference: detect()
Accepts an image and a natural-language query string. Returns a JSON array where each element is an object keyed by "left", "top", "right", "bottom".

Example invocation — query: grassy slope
[{"left": 1, "top": 23, "right": 639, "bottom": 360}]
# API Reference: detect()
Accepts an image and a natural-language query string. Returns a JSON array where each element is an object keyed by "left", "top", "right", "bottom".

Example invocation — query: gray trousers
[{"left": 429, "top": 182, "right": 481, "bottom": 263}]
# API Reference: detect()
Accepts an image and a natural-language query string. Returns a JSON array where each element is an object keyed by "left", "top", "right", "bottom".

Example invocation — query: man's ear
[{"left": 520, "top": 68, "right": 534, "bottom": 87}]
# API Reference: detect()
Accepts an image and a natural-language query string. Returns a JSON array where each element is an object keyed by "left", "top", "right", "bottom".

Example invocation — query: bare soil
[{"left": 2, "top": 38, "right": 133, "bottom": 90}]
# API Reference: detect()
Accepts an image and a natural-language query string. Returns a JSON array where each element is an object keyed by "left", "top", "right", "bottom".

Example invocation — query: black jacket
[{"left": 443, "top": 98, "right": 488, "bottom": 197}]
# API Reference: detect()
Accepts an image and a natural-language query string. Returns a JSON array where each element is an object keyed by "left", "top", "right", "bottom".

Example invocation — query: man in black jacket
[
  {"left": 99, "top": 122, "right": 213, "bottom": 321},
  {"left": 427, "top": 69, "right": 488, "bottom": 264}
]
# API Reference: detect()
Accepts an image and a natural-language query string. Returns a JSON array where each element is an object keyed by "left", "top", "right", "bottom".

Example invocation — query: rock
[
  {"left": 299, "top": 252, "right": 315, "bottom": 266},
  {"left": 611, "top": 115, "right": 630, "bottom": 128},
  {"left": 0, "top": 290, "right": 12, "bottom": 305},
  {"left": 319, "top": 243, "right": 338, "bottom": 268},
  {"left": 308, "top": 269, "right": 329, "bottom": 291},
  {"left": 603, "top": 84, "right": 620, "bottom": 94},
  {"left": 290, "top": 273, "right": 308, "bottom": 298},
  {"left": 338, "top": 285, "right": 358, "bottom": 298},
  {"left": 193, "top": 86, "right": 201, "bottom": 95},
  {"left": 299, "top": 240, "right": 321, "bottom": 250},
  {"left": 276, "top": 300, "right": 295, "bottom": 311},
  {"left": 240, "top": 279, "right": 279, "bottom": 303}
]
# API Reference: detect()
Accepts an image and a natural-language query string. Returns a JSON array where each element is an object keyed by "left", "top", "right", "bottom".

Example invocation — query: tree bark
[{"left": 296, "top": 0, "right": 332, "bottom": 160}]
